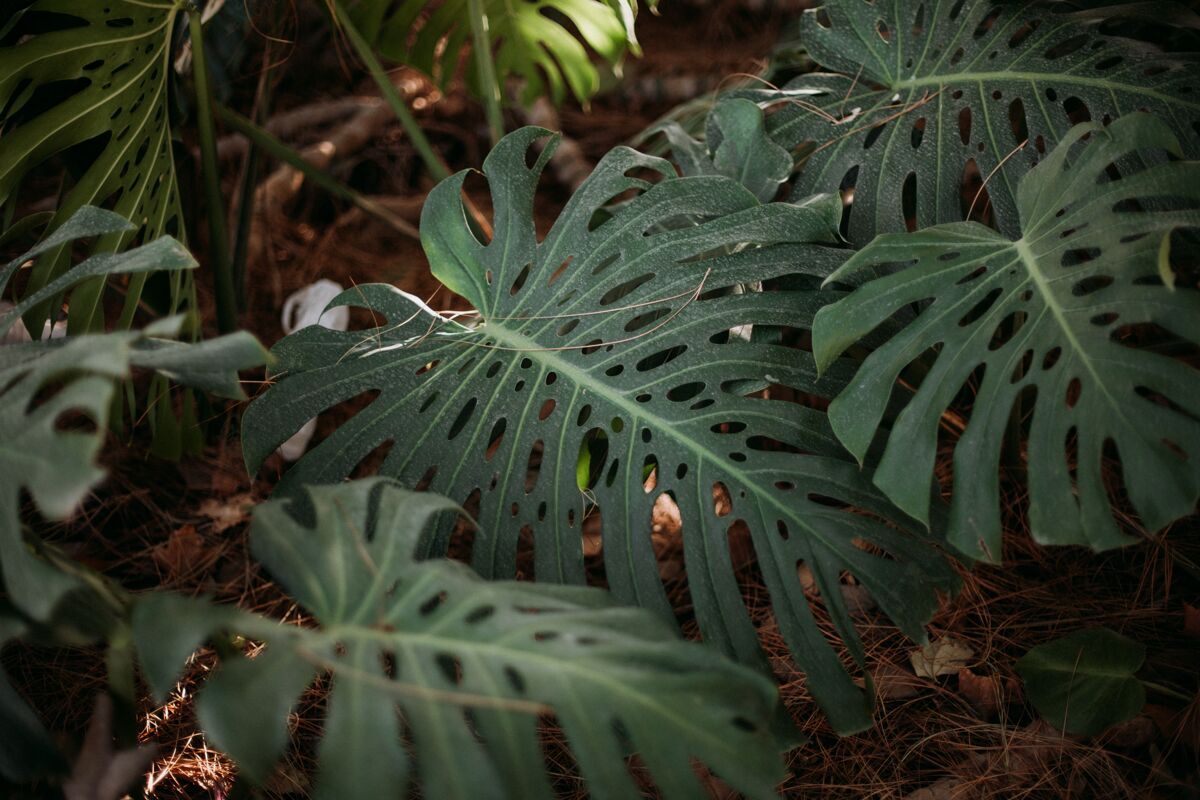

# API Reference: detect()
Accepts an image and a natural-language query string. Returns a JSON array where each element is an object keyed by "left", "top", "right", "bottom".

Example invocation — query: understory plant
[
  {"left": 0, "top": 0, "right": 1198, "bottom": 796},
  {"left": 0, "top": 207, "right": 266, "bottom": 781}
]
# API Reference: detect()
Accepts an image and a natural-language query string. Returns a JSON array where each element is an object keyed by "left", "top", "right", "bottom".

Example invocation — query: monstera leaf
[
  {"left": 752, "top": 0, "right": 1200, "bottom": 244},
  {"left": 813, "top": 114, "right": 1200, "bottom": 560},
  {"left": 135, "top": 480, "right": 785, "bottom": 799},
  {"left": 0, "top": 0, "right": 189, "bottom": 332},
  {"left": 243, "top": 127, "right": 960, "bottom": 733},
  {"left": 651, "top": 98, "right": 793, "bottom": 203},
  {"left": 348, "top": 0, "right": 649, "bottom": 106},
  {"left": 0, "top": 207, "right": 266, "bottom": 622}
]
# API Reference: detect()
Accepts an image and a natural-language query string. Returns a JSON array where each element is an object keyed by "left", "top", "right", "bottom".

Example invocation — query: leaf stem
[
  {"left": 329, "top": 0, "right": 451, "bottom": 182},
  {"left": 467, "top": 0, "right": 505, "bottom": 145},
  {"left": 216, "top": 106, "right": 419, "bottom": 238},
  {"left": 187, "top": 7, "right": 237, "bottom": 334},
  {"left": 1140, "top": 679, "right": 1194, "bottom": 703}
]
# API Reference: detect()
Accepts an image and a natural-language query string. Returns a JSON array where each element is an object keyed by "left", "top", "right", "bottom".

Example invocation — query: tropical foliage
[
  {"left": 136, "top": 480, "right": 784, "bottom": 800},
  {"left": 243, "top": 124, "right": 961, "bottom": 734}
]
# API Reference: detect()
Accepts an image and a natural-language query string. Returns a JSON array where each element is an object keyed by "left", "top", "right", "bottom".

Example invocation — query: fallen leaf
[
  {"left": 911, "top": 637, "right": 975, "bottom": 678},
  {"left": 906, "top": 777, "right": 968, "bottom": 799},
  {"left": 198, "top": 493, "right": 255, "bottom": 534},
  {"left": 151, "top": 525, "right": 206, "bottom": 578},
  {"left": 957, "top": 668, "right": 1018, "bottom": 718},
  {"left": 872, "top": 663, "right": 925, "bottom": 701},
  {"left": 651, "top": 492, "right": 681, "bottom": 539},
  {"left": 1184, "top": 603, "right": 1200, "bottom": 638},
  {"left": 1103, "top": 714, "right": 1157, "bottom": 748}
]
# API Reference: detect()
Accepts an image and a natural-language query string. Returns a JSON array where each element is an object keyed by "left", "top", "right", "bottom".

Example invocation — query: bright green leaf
[{"left": 348, "top": 0, "right": 645, "bottom": 106}]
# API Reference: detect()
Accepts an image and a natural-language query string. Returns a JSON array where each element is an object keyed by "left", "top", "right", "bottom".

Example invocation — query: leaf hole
[
  {"left": 1070, "top": 274, "right": 1112, "bottom": 296},
  {"left": 958, "top": 287, "right": 1003, "bottom": 327},
  {"left": 484, "top": 418, "right": 507, "bottom": 461},
  {"left": 1066, "top": 377, "right": 1082, "bottom": 409},
  {"left": 420, "top": 591, "right": 448, "bottom": 617},
  {"left": 448, "top": 398, "right": 478, "bottom": 440}
]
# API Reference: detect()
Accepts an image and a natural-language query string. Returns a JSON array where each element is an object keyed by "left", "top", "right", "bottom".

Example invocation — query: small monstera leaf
[
  {"left": 753, "top": 0, "right": 1200, "bottom": 243},
  {"left": 0, "top": 1, "right": 189, "bottom": 332},
  {"left": 243, "top": 127, "right": 960, "bottom": 733},
  {"left": 348, "top": 0, "right": 649, "bottom": 106},
  {"left": 1016, "top": 627, "right": 1146, "bottom": 736},
  {"left": 813, "top": 114, "right": 1200, "bottom": 560},
  {"left": 134, "top": 480, "right": 785, "bottom": 799},
  {"left": 0, "top": 207, "right": 266, "bottom": 621},
  {"left": 653, "top": 98, "right": 794, "bottom": 203}
]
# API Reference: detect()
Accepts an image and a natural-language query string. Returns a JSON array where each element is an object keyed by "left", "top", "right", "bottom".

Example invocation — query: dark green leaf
[
  {"left": 813, "top": 114, "right": 1200, "bottom": 559},
  {"left": 0, "top": 2, "right": 190, "bottom": 331},
  {"left": 243, "top": 127, "right": 960, "bottom": 733},
  {"left": 1016, "top": 627, "right": 1146, "bottom": 735},
  {"left": 752, "top": 0, "right": 1200, "bottom": 243},
  {"left": 134, "top": 479, "right": 786, "bottom": 799}
]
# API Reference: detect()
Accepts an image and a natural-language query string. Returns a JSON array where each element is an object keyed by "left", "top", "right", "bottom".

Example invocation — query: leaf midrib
[
  {"left": 475, "top": 318, "right": 848, "bottom": 550},
  {"left": 1014, "top": 236, "right": 1133, "bottom": 432},
  {"left": 892, "top": 71, "right": 1199, "bottom": 110},
  {"left": 317, "top": 620, "right": 754, "bottom": 759}
]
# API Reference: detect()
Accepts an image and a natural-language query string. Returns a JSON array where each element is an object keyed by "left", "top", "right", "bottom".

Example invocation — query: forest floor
[{"left": 6, "top": 1, "right": 1200, "bottom": 798}]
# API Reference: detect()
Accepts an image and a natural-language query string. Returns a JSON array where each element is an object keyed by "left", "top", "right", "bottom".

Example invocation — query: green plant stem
[
  {"left": 1140, "top": 679, "right": 1194, "bottom": 703},
  {"left": 187, "top": 7, "right": 237, "bottom": 334},
  {"left": 215, "top": 106, "right": 419, "bottom": 239},
  {"left": 330, "top": 0, "right": 450, "bottom": 182},
  {"left": 467, "top": 0, "right": 505, "bottom": 145},
  {"left": 106, "top": 625, "right": 138, "bottom": 749}
]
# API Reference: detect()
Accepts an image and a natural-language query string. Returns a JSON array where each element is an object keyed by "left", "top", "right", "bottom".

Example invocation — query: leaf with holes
[
  {"left": 746, "top": 0, "right": 1200, "bottom": 244},
  {"left": 242, "top": 127, "right": 960, "bottom": 733},
  {"left": 0, "top": 0, "right": 190, "bottom": 333},
  {"left": 813, "top": 114, "right": 1200, "bottom": 560},
  {"left": 0, "top": 207, "right": 267, "bottom": 622},
  {"left": 347, "top": 0, "right": 651, "bottom": 106},
  {"left": 134, "top": 479, "right": 785, "bottom": 799}
]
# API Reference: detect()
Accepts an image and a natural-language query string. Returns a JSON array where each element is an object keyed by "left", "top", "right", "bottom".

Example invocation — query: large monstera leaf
[
  {"left": 754, "top": 0, "right": 1200, "bottom": 244},
  {"left": 0, "top": 0, "right": 188, "bottom": 332},
  {"left": 135, "top": 480, "right": 785, "bottom": 799},
  {"left": 243, "top": 127, "right": 960, "bottom": 733},
  {"left": 0, "top": 207, "right": 266, "bottom": 622},
  {"left": 813, "top": 114, "right": 1200, "bottom": 560},
  {"left": 348, "top": 0, "right": 648, "bottom": 106}
]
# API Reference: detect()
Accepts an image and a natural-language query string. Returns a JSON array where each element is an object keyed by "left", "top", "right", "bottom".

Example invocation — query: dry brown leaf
[
  {"left": 651, "top": 492, "right": 681, "bottom": 539},
  {"left": 198, "top": 493, "right": 255, "bottom": 533},
  {"left": 152, "top": 525, "right": 207, "bottom": 579},
  {"left": 906, "top": 776, "right": 970, "bottom": 800},
  {"left": 872, "top": 663, "right": 925, "bottom": 701},
  {"left": 1102, "top": 714, "right": 1157, "bottom": 748},
  {"left": 1184, "top": 603, "right": 1200, "bottom": 638},
  {"left": 956, "top": 668, "right": 1017, "bottom": 718},
  {"left": 911, "top": 637, "right": 974, "bottom": 678}
]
